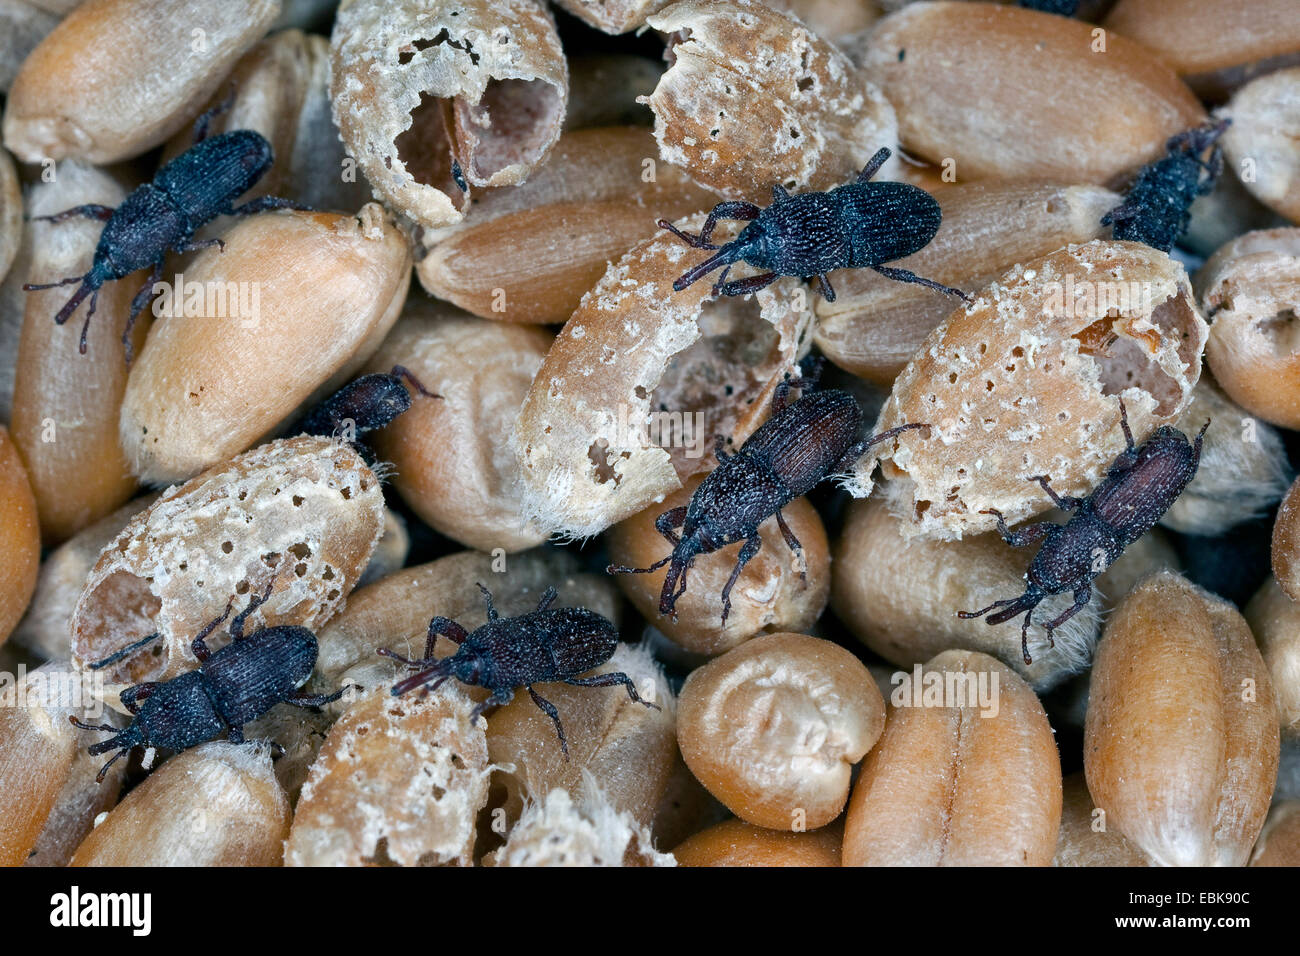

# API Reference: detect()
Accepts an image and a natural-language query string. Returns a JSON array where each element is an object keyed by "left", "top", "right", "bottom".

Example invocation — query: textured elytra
[
  {"left": 643, "top": 0, "right": 898, "bottom": 201},
  {"left": 856, "top": 240, "right": 1208, "bottom": 540}
]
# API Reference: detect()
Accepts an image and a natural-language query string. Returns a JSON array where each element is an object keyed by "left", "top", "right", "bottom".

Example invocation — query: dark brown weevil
[
  {"left": 380, "top": 584, "right": 659, "bottom": 758},
  {"left": 609, "top": 366, "right": 926, "bottom": 626},
  {"left": 959, "top": 400, "right": 1208, "bottom": 665}
]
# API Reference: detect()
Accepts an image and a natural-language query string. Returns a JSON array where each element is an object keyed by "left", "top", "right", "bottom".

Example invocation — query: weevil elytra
[
  {"left": 70, "top": 581, "right": 349, "bottom": 781},
  {"left": 959, "top": 400, "right": 1208, "bottom": 665},
  {"left": 658, "top": 146, "right": 971, "bottom": 304},
  {"left": 380, "top": 583, "right": 659, "bottom": 758},
  {"left": 23, "top": 94, "right": 308, "bottom": 362},
  {"left": 609, "top": 365, "right": 927, "bottom": 626}
]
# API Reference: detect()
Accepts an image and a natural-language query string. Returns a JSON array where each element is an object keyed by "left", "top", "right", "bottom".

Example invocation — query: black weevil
[
  {"left": 292, "top": 365, "right": 441, "bottom": 446},
  {"left": 23, "top": 95, "right": 307, "bottom": 362},
  {"left": 380, "top": 584, "right": 659, "bottom": 757},
  {"left": 70, "top": 581, "right": 349, "bottom": 781},
  {"left": 959, "top": 400, "right": 1208, "bottom": 665},
  {"left": 609, "top": 365, "right": 926, "bottom": 625},
  {"left": 659, "top": 146, "right": 971, "bottom": 304},
  {"left": 1101, "top": 119, "right": 1229, "bottom": 253}
]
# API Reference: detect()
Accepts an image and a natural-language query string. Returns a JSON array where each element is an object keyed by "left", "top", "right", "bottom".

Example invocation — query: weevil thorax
[{"left": 155, "top": 130, "right": 275, "bottom": 225}]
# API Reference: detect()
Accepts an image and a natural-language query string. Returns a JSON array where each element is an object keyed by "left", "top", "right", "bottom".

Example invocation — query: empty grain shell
[
  {"left": 643, "top": 0, "right": 898, "bottom": 201},
  {"left": 70, "top": 435, "right": 384, "bottom": 685},
  {"left": 677, "top": 632, "right": 883, "bottom": 830},
  {"left": 1244, "top": 576, "right": 1300, "bottom": 738},
  {"left": 3, "top": 0, "right": 280, "bottom": 163},
  {"left": 0, "top": 424, "right": 39, "bottom": 647},
  {"left": 119, "top": 204, "right": 411, "bottom": 484},
  {"left": 855, "top": 2, "right": 1205, "bottom": 183},
  {"left": 1104, "top": 0, "right": 1300, "bottom": 100},
  {"left": 814, "top": 181, "right": 1119, "bottom": 386},
  {"left": 551, "top": 0, "right": 669, "bottom": 34},
  {"left": 1221, "top": 68, "right": 1300, "bottom": 223},
  {"left": 12, "top": 161, "right": 144, "bottom": 543},
  {"left": 365, "top": 307, "right": 550, "bottom": 551},
  {"left": 487, "top": 642, "right": 676, "bottom": 829},
  {"left": 607, "top": 477, "right": 829, "bottom": 656},
  {"left": 515, "top": 213, "right": 811, "bottom": 538},
  {"left": 330, "top": 0, "right": 568, "bottom": 230},
  {"left": 856, "top": 240, "right": 1207, "bottom": 540},
  {"left": 1052, "top": 772, "right": 1150, "bottom": 867},
  {"left": 1199, "top": 229, "right": 1300, "bottom": 429},
  {"left": 284, "top": 682, "right": 490, "bottom": 866},
  {"left": 842, "top": 648, "right": 1061, "bottom": 866},
  {"left": 12, "top": 494, "right": 156, "bottom": 662},
  {"left": 486, "top": 783, "right": 674, "bottom": 867},
  {"left": 1084, "top": 571, "right": 1279, "bottom": 867},
  {"left": 416, "top": 127, "right": 715, "bottom": 323},
  {"left": 831, "top": 495, "right": 1100, "bottom": 690},
  {"left": 70, "top": 742, "right": 290, "bottom": 866},
  {"left": 672, "top": 818, "right": 842, "bottom": 866}
]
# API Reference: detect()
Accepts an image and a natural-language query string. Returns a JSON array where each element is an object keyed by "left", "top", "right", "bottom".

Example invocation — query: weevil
[
  {"left": 609, "top": 366, "right": 927, "bottom": 625},
  {"left": 292, "top": 365, "right": 441, "bottom": 446},
  {"left": 959, "top": 400, "right": 1208, "bottom": 665},
  {"left": 23, "top": 95, "right": 307, "bottom": 363},
  {"left": 380, "top": 584, "right": 659, "bottom": 757},
  {"left": 70, "top": 581, "right": 349, "bottom": 781},
  {"left": 1101, "top": 120, "right": 1229, "bottom": 253},
  {"left": 658, "top": 146, "right": 970, "bottom": 304},
  {"left": 1017, "top": 0, "right": 1079, "bottom": 14}
]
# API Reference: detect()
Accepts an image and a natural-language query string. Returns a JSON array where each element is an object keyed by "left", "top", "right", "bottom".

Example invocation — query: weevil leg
[
  {"left": 815, "top": 274, "right": 836, "bottom": 302},
  {"left": 526, "top": 686, "right": 569, "bottom": 759},
  {"left": 283, "top": 685, "right": 353, "bottom": 708},
  {"left": 123, "top": 262, "right": 164, "bottom": 365},
  {"left": 70, "top": 716, "right": 119, "bottom": 733},
  {"left": 607, "top": 552, "right": 675, "bottom": 577},
  {"left": 982, "top": 508, "right": 1054, "bottom": 549},
  {"left": 1042, "top": 585, "right": 1091, "bottom": 645},
  {"left": 856, "top": 147, "right": 892, "bottom": 183},
  {"left": 469, "top": 687, "right": 514, "bottom": 727},
  {"left": 536, "top": 586, "right": 559, "bottom": 612},
  {"left": 1021, "top": 610, "right": 1035, "bottom": 666},
  {"left": 94, "top": 749, "right": 131, "bottom": 784},
  {"left": 191, "top": 598, "right": 236, "bottom": 662},
  {"left": 835, "top": 422, "right": 929, "bottom": 472},
  {"left": 774, "top": 510, "right": 807, "bottom": 585},
  {"left": 119, "top": 682, "right": 159, "bottom": 715},
  {"left": 229, "top": 195, "right": 311, "bottom": 217},
  {"left": 87, "top": 632, "right": 161, "bottom": 671},
  {"left": 871, "top": 265, "right": 972, "bottom": 303},
  {"left": 391, "top": 364, "right": 442, "bottom": 400},
  {"left": 30, "top": 204, "right": 115, "bottom": 224},
  {"left": 476, "top": 582, "right": 499, "bottom": 621},
  {"left": 957, "top": 597, "right": 1022, "bottom": 620},
  {"left": 76, "top": 290, "right": 100, "bottom": 355},
  {"left": 176, "top": 237, "right": 225, "bottom": 255},
  {"left": 720, "top": 535, "right": 763, "bottom": 626},
  {"left": 655, "top": 506, "right": 688, "bottom": 547},
  {"left": 1028, "top": 475, "right": 1082, "bottom": 512},
  {"left": 772, "top": 184, "right": 790, "bottom": 202},
  {"left": 714, "top": 272, "right": 778, "bottom": 297},
  {"left": 659, "top": 201, "right": 761, "bottom": 249},
  {"left": 229, "top": 580, "right": 274, "bottom": 642},
  {"left": 192, "top": 85, "right": 236, "bottom": 143},
  {"left": 564, "top": 671, "right": 662, "bottom": 710},
  {"left": 422, "top": 616, "right": 470, "bottom": 659}
]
